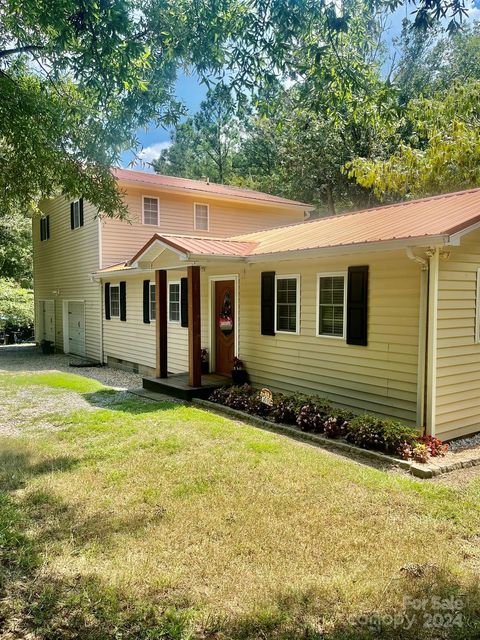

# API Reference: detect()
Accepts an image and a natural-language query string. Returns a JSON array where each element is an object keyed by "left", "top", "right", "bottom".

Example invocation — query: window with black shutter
[
  {"left": 40, "top": 216, "right": 50, "bottom": 241},
  {"left": 261, "top": 271, "right": 276, "bottom": 335},
  {"left": 180, "top": 277, "right": 188, "bottom": 327},
  {"left": 105, "top": 283, "right": 111, "bottom": 320},
  {"left": 143, "top": 280, "right": 150, "bottom": 323},
  {"left": 346, "top": 266, "right": 369, "bottom": 346},
  {"left": 70, "top": 199, "right": 84, "bottom": 229},
  {"left": 119, "top": 281, "right": 127, "bottom": 322}
]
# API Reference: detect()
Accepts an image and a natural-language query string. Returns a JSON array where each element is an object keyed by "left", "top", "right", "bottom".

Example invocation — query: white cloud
[
  {"left": 136, "top": 141, "right": 172, "bottom": 164},
  {"left": 467, "top": 1, "right": 480, "bottom": 21}
]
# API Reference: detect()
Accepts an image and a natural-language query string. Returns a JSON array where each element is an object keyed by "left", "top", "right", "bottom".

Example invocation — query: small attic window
[
  {"left": 142, "top": 196, "right": 159, "bottom": 225},
  {"left": 194, "top": 203, "right": 209, "bottom": 231}
]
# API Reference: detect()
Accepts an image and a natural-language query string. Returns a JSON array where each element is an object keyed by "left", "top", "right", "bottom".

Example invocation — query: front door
[{"left": 215, "top": 280, "right": 235, "bottom": 375}]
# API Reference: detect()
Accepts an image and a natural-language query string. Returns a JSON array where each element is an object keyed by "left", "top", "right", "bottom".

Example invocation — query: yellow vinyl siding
[
  {"left": 101, "top": 186, "right": 304, "bottom": 266},
  {"left": 33, "top": 197, "right": 101, "bottom": 360},
  {"left": 435, "top": 229, "right": 480, "bottom": 440},
  {"left": 232, "top": 253, "right": 420, "bottom": 422},
  {"left": 101, "top": 249, "right": 420, "bottom": 421},
  {"left": 102, "top": 272, "right": 189, "bottom": 374}
]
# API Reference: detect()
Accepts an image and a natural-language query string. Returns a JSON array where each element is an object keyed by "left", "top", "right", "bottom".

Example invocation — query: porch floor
[{"left": 142, "top": 372, "right": 230, "bottom": 401}]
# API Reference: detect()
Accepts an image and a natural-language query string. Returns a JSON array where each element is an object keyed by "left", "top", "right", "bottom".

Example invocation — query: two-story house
[
  {"left": 34, "top": 167, "right": 310, "bottom": 366},
  {"left": 34, "top": 171, "right": 480, "bottom": 441}
]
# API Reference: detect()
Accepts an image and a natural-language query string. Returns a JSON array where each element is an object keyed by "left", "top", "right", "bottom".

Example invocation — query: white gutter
[{"left": 406, "top": 248, "right": 428, "bottom": 430}]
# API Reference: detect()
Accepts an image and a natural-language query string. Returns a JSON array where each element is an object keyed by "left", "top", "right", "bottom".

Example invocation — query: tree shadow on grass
[
  {"left": 1, "top": 445, "right": 479, "bottom": 640},
  {"left": 83, "top": 389, "right": 182, "bottom": 415}
]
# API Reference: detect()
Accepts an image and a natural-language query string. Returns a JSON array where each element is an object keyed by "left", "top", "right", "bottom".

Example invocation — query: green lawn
[{"left": 1, "top": 371, "right": 479, "bottom": 639}]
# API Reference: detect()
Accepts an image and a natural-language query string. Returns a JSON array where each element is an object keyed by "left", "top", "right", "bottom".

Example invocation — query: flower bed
[{"left": 209, "top": 385, "right": 448, "bottom": 463}]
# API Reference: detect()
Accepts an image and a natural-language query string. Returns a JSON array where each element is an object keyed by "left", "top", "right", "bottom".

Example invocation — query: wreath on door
[{"left": 218, "top": 290, "right": 233, "bottom": 335}]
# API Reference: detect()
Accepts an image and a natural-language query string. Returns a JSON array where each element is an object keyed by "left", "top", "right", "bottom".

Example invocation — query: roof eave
[
  {"left": 115, "top": 177, "right": 313, "bottom": 211},
  {"left": 244, "top": 235, "right": 451, "bottom": 262}
]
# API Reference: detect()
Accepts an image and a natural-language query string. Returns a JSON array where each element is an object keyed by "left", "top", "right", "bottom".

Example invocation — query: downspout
[
  {"left": 405, "top": 248, "right": 428, "bottom": 432},
  {"left": 425, "top": 247, "right": 440, "bottom": 437}
]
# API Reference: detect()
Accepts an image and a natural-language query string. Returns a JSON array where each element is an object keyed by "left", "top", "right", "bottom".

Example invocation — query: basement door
[
  {"left": 67, "top": 301, "right": 86, "bottom": 356},
  {"left": 215, "top": 280, "right": 235, "bottom": 375}
]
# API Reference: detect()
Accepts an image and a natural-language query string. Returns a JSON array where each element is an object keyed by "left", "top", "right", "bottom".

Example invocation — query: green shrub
[{"left": 346, "top": 414, "right": 418, "bottom": 454}]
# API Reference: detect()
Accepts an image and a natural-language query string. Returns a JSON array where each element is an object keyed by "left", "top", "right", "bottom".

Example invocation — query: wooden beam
[
  {"left": 188, "top": 265, "right": 201, "bottom": 387},
  {"left": 155, "top": 269, "right": 168, "bottom": 378}
]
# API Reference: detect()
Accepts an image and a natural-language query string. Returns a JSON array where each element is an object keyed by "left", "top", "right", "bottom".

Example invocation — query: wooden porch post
[
  {"left": 155, "top": 269, "right": 168, "bottom": 378},
  {"left": 188, "top": 265, "right": 201, "bottom": 387}
]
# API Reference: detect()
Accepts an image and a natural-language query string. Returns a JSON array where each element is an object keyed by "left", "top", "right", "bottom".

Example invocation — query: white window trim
[
  {"left": 274, "top": 274, "right": 300, "bottom": 335},
  {"left": 142, "top": 195, "right": 160, "bottom": 226},
  {"left": 316, "top": 271, "right": 347, "bottom": 339},
  {"left": 149, "top": 282, "right": 156, "bottom": 322},
  {"left": 168, "top": 280, "right": 181, "bottom": 324},
  {"left": 109, "top": 284, "right": 120, "bottom": 318},
  {"left": 476, "top": 268, "right": 480, "bottom": 343},
  {"left": 194, "top": 202, "right": 210, "bottom": 231}
]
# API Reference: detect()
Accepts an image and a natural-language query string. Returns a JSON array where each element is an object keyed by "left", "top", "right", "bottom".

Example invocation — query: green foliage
[
  {"left": 153, "top": 84, "right": 240, "bottom": 183},
  {"left": 0, "top": 209, "right": 32, "bottom": 287},
  {"left": 348, "top": 81, "right": 480, "bottom": 200},
  {"left": 0, "top": 278, "right": 33, "bottom": 329}
]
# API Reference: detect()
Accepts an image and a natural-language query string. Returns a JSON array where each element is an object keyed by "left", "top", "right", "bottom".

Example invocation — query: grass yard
[{"left": 1, "top": 371, "right": 480, "bottom": 639}]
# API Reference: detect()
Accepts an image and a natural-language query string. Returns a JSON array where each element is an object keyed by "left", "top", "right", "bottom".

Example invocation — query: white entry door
[
  {"left": 40, "top": 300, "right": 55, "bottom": 341},
  {"left": 68, "top": 302, "right": 85, "bottom": 356}
]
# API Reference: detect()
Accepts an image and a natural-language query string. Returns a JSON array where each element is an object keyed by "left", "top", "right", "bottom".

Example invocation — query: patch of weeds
[{"left": 173, "top": 479, "right": 214, "bottom": 499}]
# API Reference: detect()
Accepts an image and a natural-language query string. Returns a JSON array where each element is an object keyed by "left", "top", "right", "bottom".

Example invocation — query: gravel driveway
[
  {"left": 0, "top": 344, "right": 143, "bottom": 389},
  {"left": 0, "top": 345, "right": 159, "bottom": 437}
]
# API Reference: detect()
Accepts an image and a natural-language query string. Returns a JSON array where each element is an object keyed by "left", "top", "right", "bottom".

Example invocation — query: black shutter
[
  {"left": 261, "top": 271, "right": 276, "bottom": 335},
  {"left": 70, "top": 202, "right": 74, "bottom": 229},
  {"left": 119, "top": 281, "right": 127, "bottom": 321},
  {"left": 79, "top": 198, "right": 84, "bottom": 227},
  {"left": 105, "top": 283, "right": 111, "bottom": 320},
  {"left": 143, "top": 280, "right": 150, "bottom": 324},
  {"left": 46, "top": 215, "right": 50, "bottom": 239},
  {"left": 180, "top": 277, "right": 189, "bottom": 327},
  {"left": 346, "top": 266, "right": 369, "bottom": 346},
  {"left": 40, "top": 218, "right": 44, "bottom": 241}
]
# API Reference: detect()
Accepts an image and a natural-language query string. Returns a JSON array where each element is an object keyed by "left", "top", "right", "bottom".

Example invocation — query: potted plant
[
  {"left": 231, "top": 357, "right": 249, "bottom": 384},
  {"left": 201, "top": 348, "right": 209, "bottom": 374}
]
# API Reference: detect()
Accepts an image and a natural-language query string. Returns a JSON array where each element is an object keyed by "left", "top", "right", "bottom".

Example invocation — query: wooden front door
[{"left": 215, "top": 280, "right": 235, "bottom": 375}]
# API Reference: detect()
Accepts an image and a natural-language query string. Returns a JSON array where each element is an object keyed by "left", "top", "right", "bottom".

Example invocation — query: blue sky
[{"left": 122, "top": 1, "right": 480, "bottom": 170}]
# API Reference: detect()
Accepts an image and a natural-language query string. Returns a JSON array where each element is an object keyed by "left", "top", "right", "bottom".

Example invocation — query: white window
[
  {"left": 317, "top": 273, "right": 346, "bottom": 338},
  {"left": 72, "top": 200, "right": 82, "bottom": 229},
  {"left": 194, "top": 203, "right": 209, "bottom": 231},
  {"left": 275, "top": 275, "right": 300, "bottom": 334},
  {"left": 110, "top": 285, "right": 120, "bottom": 318},
  {"left": 149, "top": 283, "right": 156, "bottom": 321},
  {"left": 168, "top": 282, "right": 180, "bottom": 322},
  {"left": 142, "top": 196, "right": 159, "bottom": 225}
]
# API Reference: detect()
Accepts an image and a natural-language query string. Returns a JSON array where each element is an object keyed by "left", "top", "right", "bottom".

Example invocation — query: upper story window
[
  {"left": 40, "top": 216, "right": 50, "bottom": 241},
  {"left": 150, "top": 283, "right": 156, "bottom": 321},
  {"left": 110, "top": 284, "right": 120, "bottom": 318},
  {"left": 275, "top": 275, "right": 300, "bottom": 334},
  {"left": 168, "top": 282, "right": 180, "bottom": 322},
  {"left": 317, "top": 274, "right": 346, "bottom": 338},
  {"left": 142, "top": 196, "right": 159, "bottom": 225},
  {"left": 194, "top": 203, "right": 209, "bottom": 231},
  {"left": 70, "top": 199, "right": 84, "bottom": 230}
]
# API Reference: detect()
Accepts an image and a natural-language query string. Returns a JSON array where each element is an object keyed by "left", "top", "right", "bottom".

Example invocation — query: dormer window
[
  {"left": 142, "top": 196, "right": 159, "bottom": 226},
  {"left": 194, "top": 203, "right": 209, "bottom": 231}
]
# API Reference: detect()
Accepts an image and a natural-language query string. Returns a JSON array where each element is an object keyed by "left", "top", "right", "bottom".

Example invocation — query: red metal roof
[
  {"left": 233, "top": 188, "right": 480, "bottom": 255},
  {"left": 112, "top": 167, "right": 312, "bottom": 208},
  {"left": 127, "top": 188, "right": 480, "bottom": 265}
]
